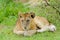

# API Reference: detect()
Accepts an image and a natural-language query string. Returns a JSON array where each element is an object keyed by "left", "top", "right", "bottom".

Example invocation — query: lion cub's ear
[
  {"left": 18, "top": 12, "right": 24, "bottom": 18},
  {"left": 30, "top": 12, "right": 35, "bottom": 18}
]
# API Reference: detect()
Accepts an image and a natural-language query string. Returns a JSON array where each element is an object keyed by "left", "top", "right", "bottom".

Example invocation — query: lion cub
[
  {"left": 13, "top": 12, "right": 37, "bottom": 36},
  {"left": 13, "top": 12, "right": 56, "bottom": 36}
]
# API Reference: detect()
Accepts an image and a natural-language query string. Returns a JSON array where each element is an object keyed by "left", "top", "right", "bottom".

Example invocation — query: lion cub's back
[{"left": 34, "top": 16, "right": 49, "bottom": 27}]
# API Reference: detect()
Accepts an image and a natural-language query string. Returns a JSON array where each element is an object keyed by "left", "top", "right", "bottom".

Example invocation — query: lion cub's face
[{"left": 19, "top": 13, "right": 35, "bottom": 30}]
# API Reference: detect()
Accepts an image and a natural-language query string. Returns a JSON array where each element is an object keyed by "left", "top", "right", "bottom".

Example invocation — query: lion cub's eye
[
  {"left": 20, "top": 16, "right": 22, "bottom": 18},
  {"left": 26, "top": 20, "right": 30, "bottom": 22}
]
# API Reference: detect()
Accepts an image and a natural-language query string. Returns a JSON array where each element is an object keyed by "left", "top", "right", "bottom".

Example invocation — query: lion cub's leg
[
  {"left": 24, "top": 30, "right": 36, "bottom": 36},
  {"left": 13, "top": 22, "right": 24, "bottom": 35},
  {"left": 37, "top": 26, "right": 49, "bottom": 32},
  {"left": 13, "top": 27, "right": 24, "bottom": 35},
  {"left": 37, "top": 24, "right": 56, "bottom": 32},
  {"left": 13, "top": 29, "right": 24, "bottom": 35},
  {"left": 48, "top": 24, "right": 56, "bottom": 32}
]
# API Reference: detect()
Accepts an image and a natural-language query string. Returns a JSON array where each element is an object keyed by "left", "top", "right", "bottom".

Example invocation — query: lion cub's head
[{"left": 18, "top": 12, "right": 35, "bottom": 30}]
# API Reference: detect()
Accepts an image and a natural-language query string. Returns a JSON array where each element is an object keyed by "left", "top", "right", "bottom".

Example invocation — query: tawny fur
[
  {"left": 13, "top": 13, "right": 37, "bottom": 36},
  {"left": 34, "top": 16, "right": 56, "bottom": 32},
  {"left": 13, "top": 12, "right": 56, "bottom": 36},
  {"left": 29, "top": 12, "right": 56, "bottom": 32}
]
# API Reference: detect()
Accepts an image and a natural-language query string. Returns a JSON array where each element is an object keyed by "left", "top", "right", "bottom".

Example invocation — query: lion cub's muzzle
[{"left": 21, "top": 19, "right": 30, "bottom": 30}]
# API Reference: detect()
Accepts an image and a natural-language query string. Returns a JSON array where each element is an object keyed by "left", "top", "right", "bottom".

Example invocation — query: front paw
[
  {"left": 24, "top": 30, "right": 36, "bottom": 36},
  {"left": 24, "top": 31, "right": 31, "bottom": 36}
]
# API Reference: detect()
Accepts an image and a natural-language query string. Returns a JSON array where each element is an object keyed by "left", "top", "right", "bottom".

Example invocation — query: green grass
[{"left": 0, "top": 0, "right": 60, "bottom": 40}]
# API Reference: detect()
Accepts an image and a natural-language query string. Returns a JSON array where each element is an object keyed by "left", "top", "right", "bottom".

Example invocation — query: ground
[{"left": 0, "top": 0, "right": 60, "bottom": 40}]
